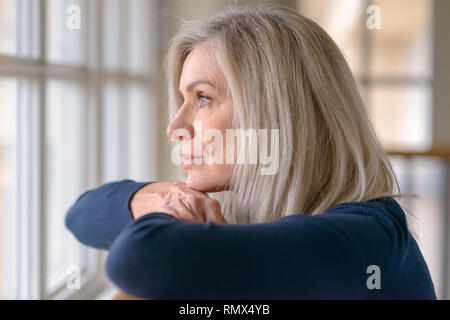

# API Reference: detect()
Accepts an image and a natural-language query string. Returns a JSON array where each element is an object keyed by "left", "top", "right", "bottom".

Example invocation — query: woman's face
[{"left": 166, "top": 42, "right": 233, "bottom": 192}]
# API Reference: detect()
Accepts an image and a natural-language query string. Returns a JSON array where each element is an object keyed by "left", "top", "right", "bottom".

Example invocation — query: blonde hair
[{"left": 165, "top": 4, "right": 408, "bottom": 224}]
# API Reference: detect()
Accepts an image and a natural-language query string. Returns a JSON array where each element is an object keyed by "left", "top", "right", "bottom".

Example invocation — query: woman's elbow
[
  {"left": 105, "top": 219, "right": 191, "bottom": 298},
  {"left": 105, "top": 229, "right": 160, "bottom": 298},
  {"left": 64, "top": 199, "right": 110, "bottom": 250},
  {"left": 64, "top": 190, "right": 91, "bottom": 236},
  {"left": 65, "top": 203, "right": 83, "bottom": 240}
]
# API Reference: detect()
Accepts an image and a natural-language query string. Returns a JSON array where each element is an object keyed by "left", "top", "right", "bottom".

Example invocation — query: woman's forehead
[{"left": 179, "top": 44, "right": 227, "bottom": 94}]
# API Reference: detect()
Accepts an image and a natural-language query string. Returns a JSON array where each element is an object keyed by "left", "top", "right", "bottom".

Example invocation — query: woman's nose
[{"left": 166, "top": 108, "right": 194, "bottom": 141}]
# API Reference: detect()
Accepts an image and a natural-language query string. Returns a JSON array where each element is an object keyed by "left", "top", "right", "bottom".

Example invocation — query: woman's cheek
[{"left": 186, "top": 162, "right": 231, "bottom": 192}]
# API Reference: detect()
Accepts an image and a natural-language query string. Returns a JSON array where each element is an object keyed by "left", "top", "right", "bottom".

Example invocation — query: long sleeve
[
  {"left": 65, "top": 180, "right": 151, "bottom": 250},
  {"left": 104, "top": 201, "right": 436, "bottom": 299}
]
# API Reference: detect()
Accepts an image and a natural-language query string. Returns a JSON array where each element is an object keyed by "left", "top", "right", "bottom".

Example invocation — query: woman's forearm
[
  {"left": 65, "top": 180, "right": 218, "bottom": 249},
  {"left": 65, "top": 180, "right": 151, "bottom": 250}
]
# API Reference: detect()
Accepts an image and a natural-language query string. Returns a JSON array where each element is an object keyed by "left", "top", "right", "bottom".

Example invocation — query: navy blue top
[{"left": 65, "top": 180, "right": 437, "bottom": 299}]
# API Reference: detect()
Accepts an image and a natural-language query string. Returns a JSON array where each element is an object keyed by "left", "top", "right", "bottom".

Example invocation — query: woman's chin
[
  {"left": 186, "top": 174, "right": 214, "bottom": 192},
  {"left": 185, "top": 172, "right": 227, "bottom": 193}
]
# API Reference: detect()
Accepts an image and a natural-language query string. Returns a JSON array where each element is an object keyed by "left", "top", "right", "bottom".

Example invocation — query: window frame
[
  {"left": 357, "top": 0, "right": 433, "bottom": 107},
  {"left": 0, "top": 0, "right": 159, "bottom": 299}
]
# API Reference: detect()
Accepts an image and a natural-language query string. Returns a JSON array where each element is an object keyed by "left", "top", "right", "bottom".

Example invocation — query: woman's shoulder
[
  {"left": 320, "top": 197, "right": 408, "bottom": 232},
  {"left": 279, "top": 199, "right": 435, "bottom": 299},
  {"left": 279, "top": 197, "right": 412, "bottom": 253},
  {"left": 280, "top": 197, "right": 407, "bottom": 232},
  {"left": 278, "top": 197, "right": 411, "bottom": 251}
]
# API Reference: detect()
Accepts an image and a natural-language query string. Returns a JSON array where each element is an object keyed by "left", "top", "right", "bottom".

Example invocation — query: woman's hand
[{"left": 129, "top": 182, "right": 227, "bottom": 225}]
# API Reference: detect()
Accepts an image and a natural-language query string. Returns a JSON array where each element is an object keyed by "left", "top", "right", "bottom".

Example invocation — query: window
[
  {"left": 0, "top": 78, "right": 18, "bottom": 298},
  {"left": 103, "top": 81, "right": 158, "bottom": 183},
  {"left": 0, "top": 0, "right": 40, "bottom": 58},
  {"left": 45, "top": 79, "right": 88, "bottom": 293},
  {"left": 0, "top": 0, "right": 159, "bottom": 299},
  {"left": 299, "top": 0, "right": 432, "bottom": 151}
]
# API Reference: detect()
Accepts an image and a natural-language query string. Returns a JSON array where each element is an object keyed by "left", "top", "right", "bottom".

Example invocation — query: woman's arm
[
  {"left": 65, "top": 180, "right": 151, "bottom": 250},
  {"left": 65, "top": 180, "right": 225, "bottom": 250},
  {"left": 105, "top": 210, "right": 399, "bottom": 299}
]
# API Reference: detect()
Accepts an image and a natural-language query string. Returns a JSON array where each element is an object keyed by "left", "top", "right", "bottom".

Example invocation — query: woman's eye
[{"left": 197, "top": 94, "right": 211, "bottom": 108}]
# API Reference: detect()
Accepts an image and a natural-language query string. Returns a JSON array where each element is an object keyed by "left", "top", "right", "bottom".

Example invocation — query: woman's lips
[{"left": 181, "top": 155, "right": 203, "bottom": 169}]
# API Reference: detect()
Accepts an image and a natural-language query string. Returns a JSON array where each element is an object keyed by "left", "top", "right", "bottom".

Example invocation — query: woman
[{"left": 66, "top": 4, "right": 436, "bottom": 299}]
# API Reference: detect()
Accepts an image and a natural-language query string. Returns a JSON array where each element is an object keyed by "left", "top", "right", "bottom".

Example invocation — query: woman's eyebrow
[{"left": 178, "top": 79, "right": 216, "bottom": 94}]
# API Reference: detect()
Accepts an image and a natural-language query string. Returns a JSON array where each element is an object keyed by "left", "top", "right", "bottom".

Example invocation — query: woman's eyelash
[{"left": 196, "top": 93, "right": 212, "bottom": 107}]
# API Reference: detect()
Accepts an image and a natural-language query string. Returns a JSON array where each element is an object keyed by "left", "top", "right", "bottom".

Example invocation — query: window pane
[
  {"left": 298, "top": 0, "right": 364, "bottom": 76},
  {"left": 103, "top": 82, "right": 158, "bottom": 183},
  {"left": 368, "top": 85, "right": 432, "bottom": 151},
  {"left": 0, "top": 78, "right": 17, "bottom": 299},
  {"left": 127, "top": 0, "right": 158, "bottom": 75},
  {"left": 0, "top": 0, "right": 39, "bottom": 57},
  {"left": 0, "top": 0, "right": 17, "bottom": 55},
  {"left": 126, "top": 84, "right": 158, "bottom": 181},
  {"left": 102, "top": 81, "right": 124, "bottom": 182},
  {"left": 391, "top": 156, "right": 448, "bottom": 299},
  {"left": 369, "top": 0, "right": 432, "bottom": 78},
  {"left": 47, "top": 0, "right": 87, "bottom": 65},
  {"left": 45, "top": 80, "right": 87, "bottom": 288},
  {"left": 103, "top": 0, "right": 158, "bottom": 74},
  {"left": 103, "top": 0, "right": 121, "bottom": 70}
]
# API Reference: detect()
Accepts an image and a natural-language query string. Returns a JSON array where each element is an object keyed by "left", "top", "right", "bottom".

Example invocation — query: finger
[
  {"left": 160, "top": 192, "right": 204, "bottom": 223},
  {"left": 155, "top": 206, "right": 183, "bottom": 220},
  {"left": 203, "top": 199, "right": 227, "bottom": 224},
  {"left": 181, "top": 197, "right": 207, "bottom": 222},
  {"left": 183, "top": 196, "right": 207, "bottom": 223},
  {"left": 183, "top": 194, "right": 225, "bottom": 224},
  {"left": 170, "top": 199, "right": 198, "bottom": 222}
]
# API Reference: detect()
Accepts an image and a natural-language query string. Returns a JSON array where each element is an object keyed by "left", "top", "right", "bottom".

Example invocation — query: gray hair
[{"left": 165, "top": 4, "right": 407, "bottom": 224}]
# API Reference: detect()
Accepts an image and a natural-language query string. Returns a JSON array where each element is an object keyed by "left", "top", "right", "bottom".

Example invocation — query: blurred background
[{"left": 0, "top": 0, "right": 449, "bottom": 299}]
